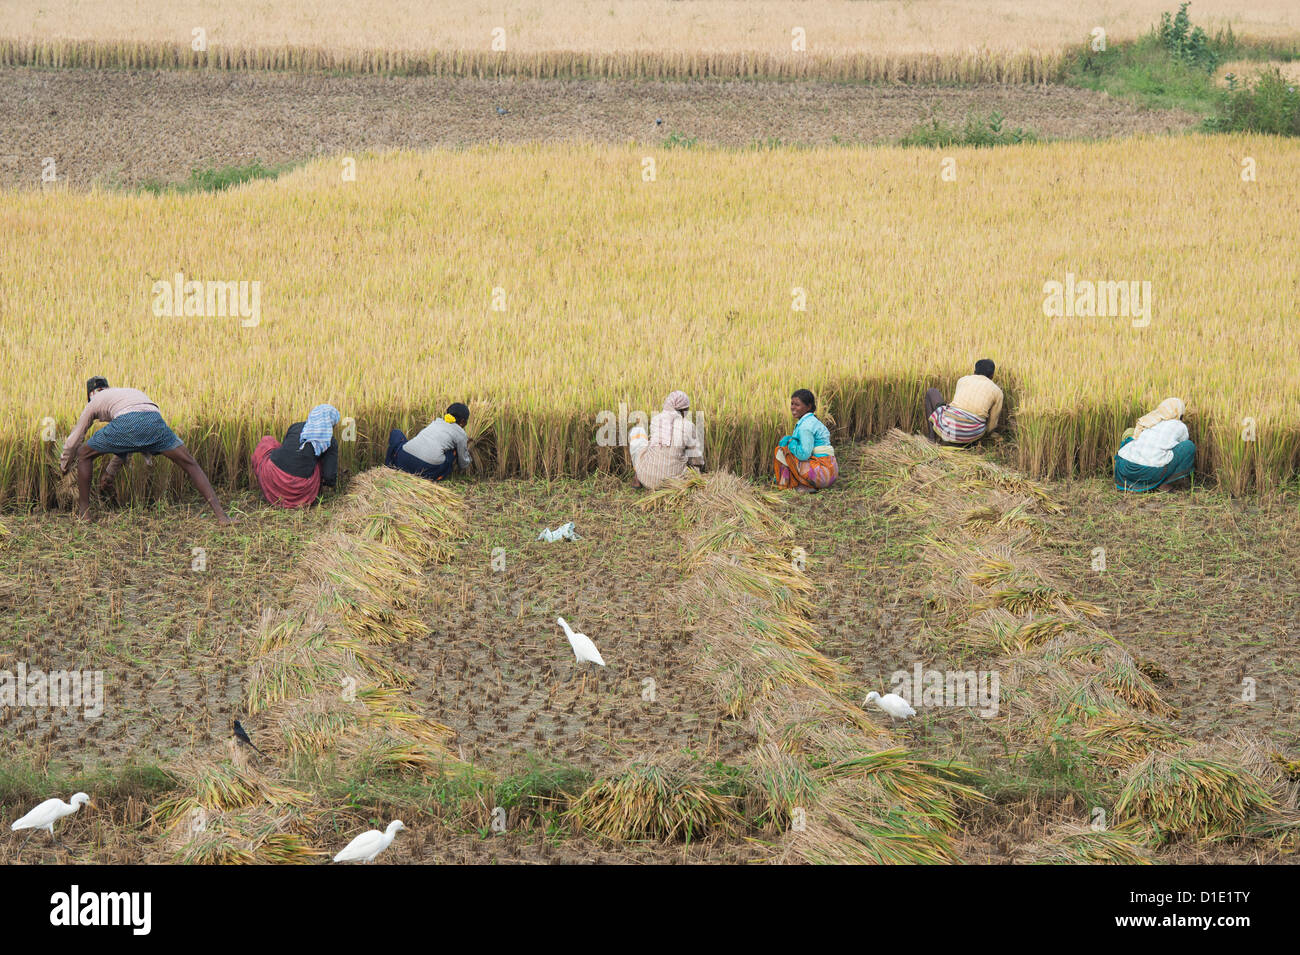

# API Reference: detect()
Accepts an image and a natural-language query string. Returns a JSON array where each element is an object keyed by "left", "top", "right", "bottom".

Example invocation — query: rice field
[
  {"left": 2, "top": 135, "right": 1297, "bottom": 502},
  {"left": 3, "top": 0, "right": 1299, "bottom": 80},
  {"left": 3, "top": 0, "right": 1300, "bottom": 878}
]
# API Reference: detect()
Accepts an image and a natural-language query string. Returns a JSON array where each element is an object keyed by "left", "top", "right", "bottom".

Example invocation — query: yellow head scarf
[{"left": 1132, "top": 397, "right": 1185, "bottom": 439}]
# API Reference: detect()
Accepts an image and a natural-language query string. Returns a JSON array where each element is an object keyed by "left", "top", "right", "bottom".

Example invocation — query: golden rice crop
[
  {"left": 4, "top": 137, "right": 1299, "bottom": 503},
  {"left": 2, "top": 1, "right": 1298, "bottom": 81}
]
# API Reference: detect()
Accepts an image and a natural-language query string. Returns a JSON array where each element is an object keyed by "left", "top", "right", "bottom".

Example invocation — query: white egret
[
  {"left": 11, "top": 793, "right": 90, "bottom": 845},
  {"left": 557, "top": 617, "right": 606, "bottom": 690},
  {"left": 333, "top": 820, "right": 406, "bottom": 863},
  {"left": 557, "top": 617, "right": 605, "bottom": 666},
  {"left": 863, "top": 691, "right": 917, "bottom": 720}
]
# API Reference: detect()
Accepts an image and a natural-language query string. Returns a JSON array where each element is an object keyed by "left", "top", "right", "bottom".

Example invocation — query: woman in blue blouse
[{"left": 774, "top": 389, "right": 838, "bottom": 492}]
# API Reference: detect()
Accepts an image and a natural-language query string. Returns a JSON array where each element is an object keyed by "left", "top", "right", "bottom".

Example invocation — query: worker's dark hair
[
  {"left": 86, "top": 376, "right": 109, "bottom": 403},
  {"left": 446, "top": 402, "right": 470, "bottom": 426},
  {"left": 974, "top": 359, "right": 996, "bottom": 379},
  {"left": 791, "top": 388, "right": 816, "bottom": 413}
]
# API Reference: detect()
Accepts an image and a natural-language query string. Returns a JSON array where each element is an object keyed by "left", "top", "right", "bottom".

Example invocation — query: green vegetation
[
  {"left": 1208, "top": 67, "right": 1300, "bottom": 135},
  {"left": 1069, "top": 12, "right": 1225, "bottom": 113},
  {"left": 899, "top": 111, "right": 1036, "bottom": 148},
  {"left": 0, "top": 758, "right": 175, "bottom": 816},
  {"left": 1069, "top": 3, "right": 1300, "bottom": 134},
  {"left": 661, "top": 130, "right": 700, "bottom": 149},
  {"left": 1157, "top": 2, "right": 1222, "bottom": 73},
  {"left": 139, "top": 160, "right": 298, "bottom": 195}
]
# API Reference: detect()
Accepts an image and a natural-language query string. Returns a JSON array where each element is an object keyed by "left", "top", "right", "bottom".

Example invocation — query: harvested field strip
[
  {"left": 571, "top": 472, "right": 983, "bottom": 862},
  {"left": 860, "top": 430, "right": 1292, "bottom": 853},
  {"left": 0, "top": 70, "right": 1203, "bottom": 194},
  {"left": 156, "top": 468, "right": 468, "bottom": 863},
  {"left": 6, "top": 0, "right": 1300, "bottom": 81},
  {"left": 0, "top": 39, "right": 1069, "bottom": 84}
]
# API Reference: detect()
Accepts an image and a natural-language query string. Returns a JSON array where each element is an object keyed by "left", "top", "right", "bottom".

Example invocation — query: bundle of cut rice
[{"left": 55, "top": 470, "right": 79, "bottom": 509}]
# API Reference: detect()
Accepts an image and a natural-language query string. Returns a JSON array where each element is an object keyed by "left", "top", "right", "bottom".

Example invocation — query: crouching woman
[
  {"left": 773, "top": 389, "right": 838, "bottom": 493},
  {"left": 1115, "top": 398, "right": 1196, "bottom": 492},
  {"left": 251, "top": 404, "right": 340, "bottom": 508}
]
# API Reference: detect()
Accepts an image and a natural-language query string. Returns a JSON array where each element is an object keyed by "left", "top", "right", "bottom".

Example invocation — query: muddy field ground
[
  {"left": 2, "top": 441, "right": 1296, "bottom": 863},
  {"left": 0, "top": 67, "right": 1200, "bottom": 188}
]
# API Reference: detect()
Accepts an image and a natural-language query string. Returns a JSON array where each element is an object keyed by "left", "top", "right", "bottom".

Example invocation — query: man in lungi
[
  {"left": 59, "top": 376, "right": 233, "bottom": 524},
  {"left": 923, "top": 359, "right": 1004, "bottom": 446}
]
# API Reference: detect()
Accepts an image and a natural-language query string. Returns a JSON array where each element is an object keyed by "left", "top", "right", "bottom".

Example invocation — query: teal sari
[{"left": 1114, "top": 436, "right": 1195, "bottom": 492}]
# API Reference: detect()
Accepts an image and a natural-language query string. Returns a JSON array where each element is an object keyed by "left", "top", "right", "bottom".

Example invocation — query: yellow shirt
[{"left": 949, "top": 375, "right": 1004, "bottom": 431}]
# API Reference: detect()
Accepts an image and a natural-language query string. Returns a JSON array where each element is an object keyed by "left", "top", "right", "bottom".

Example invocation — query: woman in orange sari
[{"left": 773, "top": 389, "right": 838, "bottom": 493}]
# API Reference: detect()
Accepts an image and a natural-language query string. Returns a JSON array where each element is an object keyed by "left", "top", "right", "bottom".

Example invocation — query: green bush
[
  {"left": 1067, "top": 4, "right": 1236, "bottom": 113},
  {"left": 1207, "top": 67, "right": 1300, "bottom": 135},
  {"left": 1158, "top": 2, "right": 1220, "bottom": 73},
  {"left": 900, "top": 111, "right": 1037, "bottom": 148}
]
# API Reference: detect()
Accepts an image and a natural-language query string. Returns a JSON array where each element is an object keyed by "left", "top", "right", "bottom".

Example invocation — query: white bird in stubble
[
  {"left": 863, "top": 691, "right": 917, "bottom": 720},
  {"left": 333, "top": 820, "right": 406, "bottom": 863},
  {"left": 557, "top": 617, "right": 605, "bottom": 666},
  {"left": 11, "top": 792, "right": 90, "bottom": 842}
]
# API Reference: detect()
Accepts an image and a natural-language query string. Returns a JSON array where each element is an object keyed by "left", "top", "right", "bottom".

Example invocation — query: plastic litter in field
[{"left": 537, "top": 522, "right": 580, "bottom": 542}]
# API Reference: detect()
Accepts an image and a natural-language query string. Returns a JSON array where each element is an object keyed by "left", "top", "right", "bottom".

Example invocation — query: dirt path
[{"left": 1, "top": 67, "right": 1199, "bottom": 188}]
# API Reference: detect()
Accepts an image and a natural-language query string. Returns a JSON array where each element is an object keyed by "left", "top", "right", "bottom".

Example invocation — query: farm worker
[
  {"left": 1114, "top": 397, "right": 1195, "bottom": 492},
  {"left": 773, "top": 389, "right": 838, "bottom": 492},
  {"left": 924, "top": 359, "right": 1003, "bottom": 445},
  {"left": 628, "top": 390, "right": 706, "bottom": 489},
  {"left": 386, "top": 403, "right": 472, "bottom": 481},
  {"left": 60, "top": 377, "right": 233, "bottom": 524},
  {"left": 251, "top": 404, "right": 340, "bottom": 508}
]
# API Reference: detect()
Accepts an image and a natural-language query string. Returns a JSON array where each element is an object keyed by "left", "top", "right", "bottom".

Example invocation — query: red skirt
[{"left": 252, "top": 436, "right": 322, "bottom": 509}]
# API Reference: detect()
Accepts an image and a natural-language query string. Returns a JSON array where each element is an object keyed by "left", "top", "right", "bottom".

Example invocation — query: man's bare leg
[
  {"left": 161, "top": 445, "right": 233, "bottom": 525},
  {"left": 74, "top": 444, "right": 103, "bottom": 519}
]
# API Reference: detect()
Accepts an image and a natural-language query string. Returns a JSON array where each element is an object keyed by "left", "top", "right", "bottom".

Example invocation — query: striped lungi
[
  {"left": 86, "top": 411, "right": 182, "bottom": 456},
  {"left": 928, "top": 405, "right": 987, "bottom": 444}
]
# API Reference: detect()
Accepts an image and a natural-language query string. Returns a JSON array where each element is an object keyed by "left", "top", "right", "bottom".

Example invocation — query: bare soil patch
[{"left": 0, "top": 67, "right": 1199, "bottom": 188}]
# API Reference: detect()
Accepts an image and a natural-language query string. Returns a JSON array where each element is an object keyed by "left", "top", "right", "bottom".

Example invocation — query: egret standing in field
[
  {"left": 11, "top": 793, "right": 90, "bottom": 846},
  {"left": 863, "top": 691, "right": 917, "bottom": 720},
  {"left": 557, "top": 616, "right": 606, "bottom": 689},
  {"left": 332, "top": 820, "right": 405, "bottom": 863}
]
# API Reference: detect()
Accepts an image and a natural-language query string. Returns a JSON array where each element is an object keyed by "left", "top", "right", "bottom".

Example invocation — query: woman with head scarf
[
  {"left": 628, "top": 390, "right": 705, "bottom": 489},
  {"left": 386, "top": 403, "right": 473, "bottom": 482},
  {"left": 60, "top": 376, "right": 233, "bottom": 523},
  {"left": 252, "top": 403, "right": 341, "bottom": 508},
  {"left": 1115, "top": 397, "right": 1195, "bottom": 492},
  {"left": 774, "top": 388, "right": 838, "bottom": 492}
]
